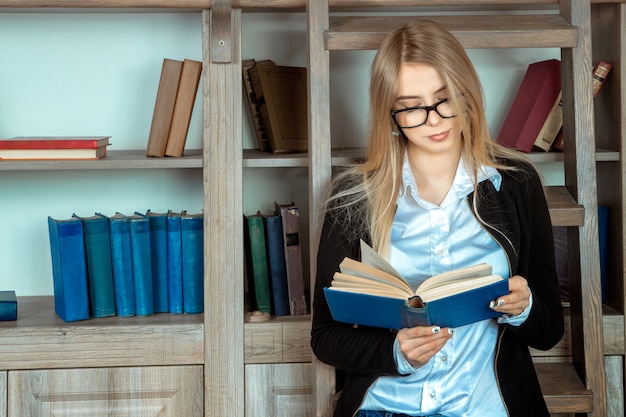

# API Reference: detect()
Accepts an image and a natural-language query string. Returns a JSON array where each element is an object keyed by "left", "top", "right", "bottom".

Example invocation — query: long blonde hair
[{"left": 326, "top": 20, "right": 526, "bottom": 256}]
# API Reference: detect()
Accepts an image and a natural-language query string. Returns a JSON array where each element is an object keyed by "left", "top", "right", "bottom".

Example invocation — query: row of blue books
[{"left": 48, "top": 210, "right": 203, "bottom": 322}]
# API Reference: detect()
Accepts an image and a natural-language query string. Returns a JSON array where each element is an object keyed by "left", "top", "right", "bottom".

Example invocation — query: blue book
[
  {"left": 181, "top": 211, "right": 203, "bottom": 314},
  {"left": 263, "top": 213, "right": 290, "bottom": 316},
  {"left": 129, "top": 213, "right": 154, "bottom": 316},
  {"left": 108, "top": 213, "right": 136, "bottom": 317},
  {"left": 47, "top": 216, "right": 90, "bottom": 322},
  {"left": 74, "top": 213, "right": 116, "bottom": 318},
  {"left": 324, "top": 240, "right": 507, "bottom": 330},
  {"left": 167, "top": 210, "right": 184, "bottom": 314},
  {"left": 0, "top": 290, "right": 17, "bottom": 321},
  {"left": 145, "top": 210, "right": 169, "bottom": 313}
]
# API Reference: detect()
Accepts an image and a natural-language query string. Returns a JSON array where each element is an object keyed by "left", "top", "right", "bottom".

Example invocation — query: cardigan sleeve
[
  {"left": 310, "top": 212, "right": 400, "bottom": 378},
  {"left": 498, "top": 162, "right": 565, "bottom": 351}
]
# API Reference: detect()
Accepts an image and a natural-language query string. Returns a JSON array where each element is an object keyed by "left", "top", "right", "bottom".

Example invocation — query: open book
[{"left": 323, "top": 240, "right": 509, "bottom": 329}]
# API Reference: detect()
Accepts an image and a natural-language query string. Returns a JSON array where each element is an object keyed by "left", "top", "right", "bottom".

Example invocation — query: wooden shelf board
[
  {"left": 243, "top": 147, "right": 364, "bottom": 168},
  {"left": 0, "top": 149, "right": 203, "bottom": 170},
  {"left": 0, "top": 296, "right": 204, "bottom": 369},
  {"left": 545, "top": 186, "right": 585, "bottom": 226},
  {"left": 326, "top": 14, "right": 578, "bottom": 50},
  {"left": 536, "top": 362, "right": 594, "bottom": 413}
]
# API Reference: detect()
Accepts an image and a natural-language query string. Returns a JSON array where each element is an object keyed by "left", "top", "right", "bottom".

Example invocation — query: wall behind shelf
[{"left": 0, "top": 11, "right": 562, "bottom": 297}]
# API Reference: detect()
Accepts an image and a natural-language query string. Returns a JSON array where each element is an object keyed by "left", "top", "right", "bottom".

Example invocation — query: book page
[
  {"left": 359, "top": 239, "right": 404, "bottom": 278},
  {"left": 415, "top": 263, "right": 493, "bottom": 294},
  {"left": 418, "top": 274, "right": 504, "bottom": 303},
  {"left": 332, "top": 272, "right": 412, "bottom": 297},
  {"left": 338, "top": 257, "right": 413, "bottom": 294}
]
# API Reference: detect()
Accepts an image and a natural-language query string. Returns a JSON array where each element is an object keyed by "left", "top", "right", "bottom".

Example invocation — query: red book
[
  {"left": 0, "top": 136, "right": 110, "bottom": 150},
  {"left": 496, "top": 59, "right": 561, "bottom": 153}
]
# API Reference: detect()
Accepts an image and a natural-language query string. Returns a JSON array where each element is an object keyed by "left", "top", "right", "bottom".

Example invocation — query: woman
[{"left": 311, "top": 20, "right": 564, "bottom": 417}]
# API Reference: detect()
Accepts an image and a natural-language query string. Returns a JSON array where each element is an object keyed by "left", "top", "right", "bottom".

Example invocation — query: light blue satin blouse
[{"left": 360, "top": 154, "right": 531, "bottom": 417}]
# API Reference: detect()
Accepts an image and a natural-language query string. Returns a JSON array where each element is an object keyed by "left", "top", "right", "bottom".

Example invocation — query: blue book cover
[
  {"left": 181, "top": 211, "right": 203, "bottom": 314},
  {"left": 263, "top": 213, "right": 290, "bottom": 316},
  {"left": 145, "top": 210, "right": 169, "bottom": 313},
  {"left": 74, "top": 213, "right": 116, "bottom": 318},
  {"left": 167, "top": 210, "right": 183, "bottom": 314},
  {"left": 129, "top": 213, "right": 154, "bottom": 316},
  {"left": 47, "top": 216, "right": 90, "bottom": 322},
  {"left": 0, "top": 290, "right": 17, "bottom": 321},
  {"left": 324, "top": 240, "right": 507, "bottom": 330},
  {"left": 108, "top": 213, "right": 136, "bottom": 317}
]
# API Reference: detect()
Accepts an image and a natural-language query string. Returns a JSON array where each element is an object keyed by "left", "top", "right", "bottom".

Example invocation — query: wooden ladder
[{"left": 306, "top": 1, "right": 606, "bottom": 415}]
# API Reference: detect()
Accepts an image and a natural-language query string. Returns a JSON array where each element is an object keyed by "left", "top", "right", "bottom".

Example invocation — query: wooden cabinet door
[
  {"left": 0, "top": 371, "right": 6, "bottom": 417},
  {"left": 8, "top": 366, "right": 202, "bottom": 417},
  {"left": 245, "top": 363, "right": 312, "bottom": 417}
]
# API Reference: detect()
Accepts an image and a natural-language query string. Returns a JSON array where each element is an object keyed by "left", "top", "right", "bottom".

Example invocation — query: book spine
[
  {"left": 146, "top": 59, "right": 184, "bottom": 157},
  {"left": 242, "top": 59, "right": 271, "bottom": 152},
  {"left": 108, "top": 214, "right": 136, "bottom": 317},
  {"left": 181, "top": 212, "right": 204, "bottom": 314},
  {"left": 164, "top": 59, "right": 202, "bottom": 158},
  {"left": 592, "top": 61, "right": 612, "bottom": 97},
  {"left": 129, "top": 214, "right": 154, "bottom": 316},
  {"left": 275, "top": 202, "right": 308, "bottom": 315},
  {"left": 47, "top": 217, "right": 90, "bottom": 322},
  {"left": 263, "top": 214, "right": 290, "bottom": 316},
  {"left": 167, "top": 211, "right": 184, "bottom": 314},
  {"left": 79, "top": 213, "right": 116, "bottom": 318},
  {"left": 243, "top": 213, "right": 273, "bottom": 314},
  {"left": 146, "top": 211, "right": 169, "bottom": 313}
]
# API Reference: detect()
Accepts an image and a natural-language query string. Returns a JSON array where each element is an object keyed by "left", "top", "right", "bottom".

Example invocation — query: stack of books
[
  {"left": 146, "top": 58, "right": 202, "bottom": 158},
  {"left": 48, "top": 209, "right": 204, "bottom": 322},
  {"left": 242, "top": 59, "right": 308, "bottom": 153},
  {"left": 0, "top": 136, "right": 110, "bottom": 160},
  {"left": 496, "top": 59, "right": 612, "bottom": 153},
  {"left": 243, "top": 202, "right": 308, "bottom": 321}
]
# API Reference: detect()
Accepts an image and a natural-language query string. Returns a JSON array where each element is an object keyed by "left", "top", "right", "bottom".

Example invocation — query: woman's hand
[
  {"left": 396, "top": 325, "right": 454, "bottom": 368},
  {"left": 490, "top": 275, "right": 531, "bottom": 317}
]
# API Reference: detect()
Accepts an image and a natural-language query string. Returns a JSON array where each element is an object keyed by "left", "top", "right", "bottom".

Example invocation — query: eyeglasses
[{"left": 390, "top": 98, "right": 456, "bottom": 129}]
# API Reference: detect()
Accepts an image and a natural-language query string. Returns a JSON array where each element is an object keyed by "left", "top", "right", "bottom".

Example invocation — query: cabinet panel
[
  {"left": 0, "top": 371, "right": 6, "bottom": 417},
  {"left": 8, "top": 366, "right": 202, "bottom": 417},
  {"left": 245, "top": 363, "right": 312, "bottom": 417}
]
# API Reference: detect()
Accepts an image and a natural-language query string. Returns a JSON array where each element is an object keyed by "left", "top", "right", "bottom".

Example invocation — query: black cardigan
[{"left": 311, "top": 159, "right": 564, "bottom": 417}]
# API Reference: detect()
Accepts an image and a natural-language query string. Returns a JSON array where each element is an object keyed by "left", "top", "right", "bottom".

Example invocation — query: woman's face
[{"left": 392, "top": 63, "right": 463, "bottom": 157}]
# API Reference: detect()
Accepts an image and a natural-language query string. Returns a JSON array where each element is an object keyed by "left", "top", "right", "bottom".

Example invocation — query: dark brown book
[
  {"left": 164, "top": 59, "right": 202, "bottom": 157},
  {"left": 274, "top": 201, "right": 308, "bottom": 315},
  {"left": 243, "top": 59, "right": 275, "bottom": 152},
  {"left": 146, "top": 58, "right": 183, "bottom": 157},
  {"left": 250, "top": 64, "right": 308, "bottom": 153}
]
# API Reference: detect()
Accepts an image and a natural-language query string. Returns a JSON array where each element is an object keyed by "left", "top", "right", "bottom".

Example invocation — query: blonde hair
[{"left": 326, "top": 20, "right": 526, "bottom": 257}]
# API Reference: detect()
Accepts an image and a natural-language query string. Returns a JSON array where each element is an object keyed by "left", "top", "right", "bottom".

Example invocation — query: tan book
[
  {"left": 164, "top": 59, "right": 202, "bottom": 157},
  {"left": 146, "top": 58, "right": 183, "bottom": 157},
  {"left": 251, "top": 64, "right": 308, "bottom": 153},
  {"left": 533, "top": 91, "right": 563, "bottom": 151}
]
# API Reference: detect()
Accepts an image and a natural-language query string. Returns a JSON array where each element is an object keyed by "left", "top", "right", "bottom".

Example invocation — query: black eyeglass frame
[{"left": 390, "top": 98, "right": 456, "bottom": 129}]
